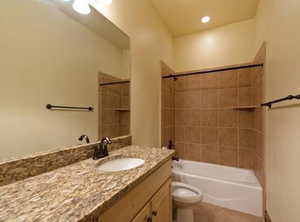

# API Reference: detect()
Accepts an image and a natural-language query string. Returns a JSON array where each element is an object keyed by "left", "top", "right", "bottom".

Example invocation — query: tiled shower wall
[
  {"left": 161, "top": 62, "right": 175, "bottom": 147},
  {"left": 99, "top": 73, "right": 130, "bottom": 139},
  {"left": 161, "top": 63, "right": 264, "bottom": 170}
]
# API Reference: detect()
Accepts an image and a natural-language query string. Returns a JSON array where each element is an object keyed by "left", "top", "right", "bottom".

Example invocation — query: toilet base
[{"left": 177, "top": 207, "right": 194, "bottom": 222}]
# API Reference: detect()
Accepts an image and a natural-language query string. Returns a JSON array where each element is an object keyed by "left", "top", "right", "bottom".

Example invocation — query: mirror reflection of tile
[{"left": 99, "top": 73, "right": 130, "bottom": 139}]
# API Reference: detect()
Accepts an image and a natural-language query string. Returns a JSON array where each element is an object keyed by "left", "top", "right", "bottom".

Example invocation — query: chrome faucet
[
  {"left": 93, "top": 137, "right": 112, "bottom": 160},
  {"left": 78, "top": 134, "right": 90, "bottom": 144}
]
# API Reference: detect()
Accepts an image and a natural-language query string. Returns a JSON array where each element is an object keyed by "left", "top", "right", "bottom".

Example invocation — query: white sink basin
[{"left": 97, "top": 158, "right": 145, "bottom": 172}]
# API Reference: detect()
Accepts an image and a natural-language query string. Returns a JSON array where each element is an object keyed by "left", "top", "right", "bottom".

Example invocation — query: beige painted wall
[
  {"left": 0, "top": 0, "right": 128, "bottom": 159},
  {"left": 174, "top": 19, "right": 256, "bottom": 72},
  {"left": 256, "top": 0, "right": 300, "bottom": 221},
  {"left": 94, "top": 0, "right": 174, "bottom": 147}
]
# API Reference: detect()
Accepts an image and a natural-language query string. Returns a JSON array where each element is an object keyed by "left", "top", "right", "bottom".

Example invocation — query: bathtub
[{"left": 172, "top": 160, "right": 263, "bottom": 217}]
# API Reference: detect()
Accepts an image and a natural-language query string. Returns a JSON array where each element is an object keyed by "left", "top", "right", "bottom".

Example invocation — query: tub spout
[{"left": 172, "top": 156, "right": 179, "bottom": 161}]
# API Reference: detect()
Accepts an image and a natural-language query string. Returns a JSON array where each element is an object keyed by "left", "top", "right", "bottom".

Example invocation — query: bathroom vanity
[
  {"left": 0, "top": 145, "right": 173, "bottom": 222},
  {"left": 100, "top": 160, "right": 172, "bottom": 222}
]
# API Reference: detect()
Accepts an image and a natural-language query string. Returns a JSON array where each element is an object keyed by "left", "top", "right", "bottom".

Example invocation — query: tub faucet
[
  {"left": 93, "top": 137, "right": 112, "bottom": 160},
  {"left": 167, "top": 140, "right": 175, "bottom": 149},
  {"left": 78, "top": 134, "right": 90, "bottom": 144},
  {"left": 167, "top": 140, "right": 179, "bottom": 161},
  {"left": 172, "top": 156, "right": 179, "bottom": 161}
]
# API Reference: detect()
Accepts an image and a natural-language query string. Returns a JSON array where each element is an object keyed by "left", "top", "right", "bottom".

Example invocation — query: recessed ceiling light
[
  {"left": 72, "top": 0, "right": 91, "bottom": 15},
  {"left": 201, "top": 16, "right": 211, "bottom": 23}
]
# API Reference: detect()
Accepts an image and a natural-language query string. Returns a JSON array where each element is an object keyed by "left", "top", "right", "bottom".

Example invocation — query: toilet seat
[{"left": 172, "top": 182, "right": 203, "bottom": 204}]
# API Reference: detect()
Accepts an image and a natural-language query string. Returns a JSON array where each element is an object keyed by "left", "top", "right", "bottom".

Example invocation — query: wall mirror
[{"left": 0, "top": 0, "right": 131, "bottom": 160}]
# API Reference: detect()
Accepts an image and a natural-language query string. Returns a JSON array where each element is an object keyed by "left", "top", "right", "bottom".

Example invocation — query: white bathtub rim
[
  {"left": 173, "top": 169, "right": 262, "bottom": 191},
  {"left": 173, "top": 159, "right": 262, "bottom": 188}
]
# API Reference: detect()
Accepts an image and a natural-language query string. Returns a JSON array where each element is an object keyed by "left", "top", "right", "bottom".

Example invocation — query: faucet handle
[
  {"left": 101, "top": 137, "right": 112, "bottom": 144},
  {"left": 78, "top": 134, "right": 90, "bottom": 143}
]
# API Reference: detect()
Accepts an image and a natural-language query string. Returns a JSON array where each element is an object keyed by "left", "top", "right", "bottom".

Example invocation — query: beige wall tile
[
  {"left": 184, "top": 90, "right": 201, "bottom": 108},
  {"left": 255, "top": 155, "right": 265, "bottom": 187},
  {"left": 184, "top": 76, "right": 201, "bottom": 90},
  {"left": 175, "top": 142, "right": 185, "bottom": 159},
  {"left": 218, "top": 70, "right": 238, "bottom": 88},
  {"left": 175, "top": 126, "right": 185, "bottom": 142},
  {"left": 255, "top": 132, "right": 264, "bottom": 159},
  {"left": 174, "top": 78, "right": 185, "bottom": 91},
  {"left": 218, "top": 110, "right": 238, "bottom": 127},
  {"left": 200, "top": 110, "right": 218, "bottom": 127},
  {"left": 121, "top": 95, "right": 130, "bottom": 109},
  {"left": 184, "top": 143, "right": 202, "bottom": 161},
  {"left": 254, "top": 108, "right": 263, "bottom": 131},
  {"left": 174, "top": 91, "right": 185, "bottom": 108},
  {"left": 184, "top": 126, "right": 201, "bottom": 143},
  {"left": 164, "top": 109, "right": 173, "bottom": 126},
  {"left": 163, "top": 91, "right": 173, "bottom": 109},
  {"left": 175, "top": 109, "right": 186, "bottom": 125},
  {"left": 239, "top": 129, "right": 256, "bottom": 149},
  {"left": 218, "top": 128, "right": 238, "bottom": 147},
  {"left": 185, "top": 109, "right": 201, "bottom": 126},
  {"left": 201, "top": 127, "right": 218, "bottom": 145},
  {"left": 239, "top": 149, "right": 255, "bottom": 169},
  {"left": 199, "top": 73, "right": 218, "bottom": 89},
  {"left": 201, "top": 145, "right": 220, "bottom": 164},
  {"left": 238, "top": 87, "right": 254, "bottom": 106},
  {"left": 238, "top": 68, "right": 252, "bottom": 87},
  {"left": 200, "top": 89, "right": 218, "bottom": 109},
  {"left": 239, "top": 111, "right": 254, "bottom": 129},
  {"left": 218, "top": 88, "right": 238, "bottom": 108},
  {"left": 220, "top": 147, "right": 238, "bottom": 167}
]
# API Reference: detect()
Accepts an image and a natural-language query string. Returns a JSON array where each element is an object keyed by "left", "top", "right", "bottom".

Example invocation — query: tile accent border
[{"left": 0, "top": 135, "right": 131, "bottom": 187}]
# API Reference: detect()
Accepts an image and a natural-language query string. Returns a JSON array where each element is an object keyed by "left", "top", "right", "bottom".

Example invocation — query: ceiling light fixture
[
  {"left": 72, "top": 0, "right": 91, "bottom": 15},
  {"left": 201, "top": 16, "right": 211, "bottom": 23}
]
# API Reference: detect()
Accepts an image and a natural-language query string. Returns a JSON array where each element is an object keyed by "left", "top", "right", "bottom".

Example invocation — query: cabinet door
[
  {"left": 151, "top": 179, "right": 172, "bottom": 222},
  {"left": 131, "top": 203, "right": 151, "bottom": 222}
]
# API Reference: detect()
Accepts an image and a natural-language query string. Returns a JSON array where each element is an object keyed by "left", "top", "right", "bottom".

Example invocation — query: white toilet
[{"left": 172, "top": 182, "right": 203, "bottom": 222}]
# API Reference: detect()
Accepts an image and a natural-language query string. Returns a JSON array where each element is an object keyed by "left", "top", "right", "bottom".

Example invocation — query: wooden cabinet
[
  {"left": 99, "top": 160, "right": 172, "bottom": 222},
  {"left": 129, "top": 179, "right": 171, "bottom": 222},
  {"left": 151, "top": 179, "right": 172, "bottom": 222},
  {"left": 131, "top": 203, "right": 151, "bottom": 222}
]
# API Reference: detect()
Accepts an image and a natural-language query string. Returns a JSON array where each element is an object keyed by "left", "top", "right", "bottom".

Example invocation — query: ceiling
[{"left": 151, "top": 0, "right": 260, "bottom": 37}]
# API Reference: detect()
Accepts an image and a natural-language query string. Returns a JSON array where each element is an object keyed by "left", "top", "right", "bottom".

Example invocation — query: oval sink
[{"left": 97, "top": 158, "right": 145, "bottom": 172}]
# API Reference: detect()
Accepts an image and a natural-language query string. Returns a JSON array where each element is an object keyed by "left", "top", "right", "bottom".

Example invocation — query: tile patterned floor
[{"left": 193, "top": 203, "right": 263, "bottom": 222}]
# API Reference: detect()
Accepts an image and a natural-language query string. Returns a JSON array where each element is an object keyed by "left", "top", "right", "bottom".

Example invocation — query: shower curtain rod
[
  {"left": 162, "top": 63, "right": 264, "bottom": 80},
  {"left": 99, "top": 80, "right": 130, "bottom": 86}
]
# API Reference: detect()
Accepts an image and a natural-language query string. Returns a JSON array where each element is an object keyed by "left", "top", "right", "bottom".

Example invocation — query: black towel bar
[
  {"left": 261, "top": 94, "right": 300, "bottom": 108},
  {"left": 46, "top": 104, "right": 94, "bottom": 111}
]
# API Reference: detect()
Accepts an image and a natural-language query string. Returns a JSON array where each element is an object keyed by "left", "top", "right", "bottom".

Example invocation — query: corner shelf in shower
[
  {"left": 113, "top": 108, "right": 130, "bottom": 112},
  {"left": 231, "top": 106, "right": 259, "bottom": 111}
]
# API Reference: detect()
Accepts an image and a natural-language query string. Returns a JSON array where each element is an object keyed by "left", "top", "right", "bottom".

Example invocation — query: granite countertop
[{"left": 0, "top": 146, "right": 174, "bottom": 222}]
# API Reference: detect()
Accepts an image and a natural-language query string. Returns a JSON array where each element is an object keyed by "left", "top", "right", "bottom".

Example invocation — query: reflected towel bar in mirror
[{"left": 46, "top": 104, "right": 94, "bottom": 111}]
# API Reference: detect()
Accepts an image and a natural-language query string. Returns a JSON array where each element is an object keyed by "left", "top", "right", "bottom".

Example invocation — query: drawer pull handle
[
  {"left": 146, "top": 216, "right": 152, "bottom": 222},
  {"left": 152, "top": 211, "right": 158, "bottom": 216}
]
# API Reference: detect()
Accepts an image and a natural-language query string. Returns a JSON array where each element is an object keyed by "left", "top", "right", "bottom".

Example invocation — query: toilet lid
[
  {"left": 173, "top": 187, "right": 198, "bottom": 198},
  {"left": 172, "top": 182, "right": 203, "bottom": 204}
]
